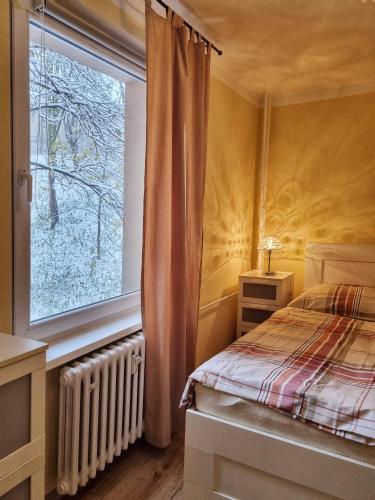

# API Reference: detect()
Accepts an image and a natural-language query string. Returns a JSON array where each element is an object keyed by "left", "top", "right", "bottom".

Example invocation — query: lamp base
[{"left": 263, "top": 271, "right": 276, "bottom": 276}]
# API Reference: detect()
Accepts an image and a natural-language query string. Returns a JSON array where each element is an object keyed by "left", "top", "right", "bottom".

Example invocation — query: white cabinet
[
  {"left": 0, "top": 334, "right": 47, "bottom": 499},
  {"left": 237, "top": 271, "right": 294, "bottom": 338}
]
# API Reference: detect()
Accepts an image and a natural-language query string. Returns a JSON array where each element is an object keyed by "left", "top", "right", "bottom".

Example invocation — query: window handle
[{"left": 17, "top": 169, "right": 33, "bottom": 203}]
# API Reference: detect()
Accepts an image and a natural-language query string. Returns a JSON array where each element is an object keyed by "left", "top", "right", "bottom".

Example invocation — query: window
[{"left": 13, "top": 15, "right": 146, "bottom": 340}]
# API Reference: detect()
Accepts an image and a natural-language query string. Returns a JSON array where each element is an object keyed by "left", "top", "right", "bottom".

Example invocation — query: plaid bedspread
[{"left": 181, "top": 306, "right": 375, "bottom": 444}]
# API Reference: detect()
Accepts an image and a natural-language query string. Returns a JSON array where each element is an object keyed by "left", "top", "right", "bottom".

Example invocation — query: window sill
[{"left": 46, "top": 307, "right": 142, "bottom": 371}]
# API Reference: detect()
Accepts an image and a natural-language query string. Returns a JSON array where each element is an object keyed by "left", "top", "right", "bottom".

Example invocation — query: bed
[{"left": 182, "top": 243, "right": 375, "bottom": 500}]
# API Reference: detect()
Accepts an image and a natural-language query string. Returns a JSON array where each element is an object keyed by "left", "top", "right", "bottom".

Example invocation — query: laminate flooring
[{"left": 64, "top": 433, "right": 184, "bottom": 500}]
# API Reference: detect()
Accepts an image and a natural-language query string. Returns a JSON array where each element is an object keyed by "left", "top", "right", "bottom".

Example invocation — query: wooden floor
[{"left": 63, "top": 433, "right": 184, "bottom": 500}]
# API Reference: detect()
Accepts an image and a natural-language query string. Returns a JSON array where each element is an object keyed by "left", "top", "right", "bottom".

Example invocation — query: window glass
[{"left": 29, "top": 24, "right": 145, "bottom": 322}]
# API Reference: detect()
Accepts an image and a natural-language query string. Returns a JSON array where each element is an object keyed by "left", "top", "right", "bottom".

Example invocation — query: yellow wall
[
  {"left": 0, "top": 0, "right": 12, "bottom": 334},
  {"left": 196, "top": 77, "right": 259, "bottom": 365},
  {"left": 265, "top": 93, "right": 375, "bottom": 294}
]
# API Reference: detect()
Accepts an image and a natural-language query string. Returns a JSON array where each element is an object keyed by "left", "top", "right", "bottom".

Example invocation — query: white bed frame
[{"left": 184, "top": 243, "right": 375, "bottom": 500}]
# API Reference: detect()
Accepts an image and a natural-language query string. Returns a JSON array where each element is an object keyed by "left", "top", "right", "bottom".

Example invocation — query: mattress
[
  {"left": 182, "top": 306, "right": 375, "bottom": 445},
  {"left": 195, "top": 383, "right": 375, "bottom": 465}
]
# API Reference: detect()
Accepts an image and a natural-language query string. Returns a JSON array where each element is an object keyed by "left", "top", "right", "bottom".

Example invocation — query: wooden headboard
[{"left": 304, "top": 243, "right": 375, "bottom": 289}]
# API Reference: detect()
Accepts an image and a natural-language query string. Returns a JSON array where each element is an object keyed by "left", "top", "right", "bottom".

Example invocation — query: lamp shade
[{"left": 258, "top": 236, "right": 282, "bottom": 251}]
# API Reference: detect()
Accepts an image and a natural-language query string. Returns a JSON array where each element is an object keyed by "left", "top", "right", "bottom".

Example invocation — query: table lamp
[{"left": 258, "top": 236, "right": 282, "bottom": 275}]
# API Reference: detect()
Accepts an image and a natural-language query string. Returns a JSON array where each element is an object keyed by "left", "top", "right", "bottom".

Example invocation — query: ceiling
[{"left": 171, "top": 0, "right": 375, "bottom": 102}]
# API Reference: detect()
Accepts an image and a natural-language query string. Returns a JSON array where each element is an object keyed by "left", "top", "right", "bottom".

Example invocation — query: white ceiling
[
  {"left": 123, "top": 0, "right": 375, "bottom": 103},
  {"left": 172, "top": 0, "right": 375, "bottom": 103}
]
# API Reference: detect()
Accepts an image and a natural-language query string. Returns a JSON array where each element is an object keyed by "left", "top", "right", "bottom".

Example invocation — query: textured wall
[
  {"left": 265, "top": 93, "right": 375, "bottom": 294},
  {"left": 0, "top": 0, "right": 12, "bottom": 334},
  {"left": 196, "top": 77, "right": 259, "bottom": 365}
]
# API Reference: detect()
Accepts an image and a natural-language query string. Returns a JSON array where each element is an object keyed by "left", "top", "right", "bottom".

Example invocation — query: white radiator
[{"left": 57, "top": 332, "right": 145, "bottom": 496}]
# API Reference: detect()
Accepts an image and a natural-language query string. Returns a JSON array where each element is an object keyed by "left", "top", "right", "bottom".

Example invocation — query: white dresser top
[
  {"left": 0, "top": 333, "right": 47, "bottom": 369},
  {"left": 239, "top": 270, "right": 294, "bottom": 280}
]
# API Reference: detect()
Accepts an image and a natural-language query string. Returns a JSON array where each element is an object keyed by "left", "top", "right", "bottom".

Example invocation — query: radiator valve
[{"left": 131, "top": 354, "right": 142, "bottom": 374}]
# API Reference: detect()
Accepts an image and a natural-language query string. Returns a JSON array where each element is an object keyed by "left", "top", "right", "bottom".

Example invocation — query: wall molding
[
  {"left": 207, "top": 75, "right": 375, "bottom": 110},
  {"left": 199, "top": 291, "right": 238, "bottom": 317},
  {"left": 210, "top": 63, "right": 262, "bottom": 107},
  {"left": 273, "top": 81, "right": 375, "bottom": 107}
]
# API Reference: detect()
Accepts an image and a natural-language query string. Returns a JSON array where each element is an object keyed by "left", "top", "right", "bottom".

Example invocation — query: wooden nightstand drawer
[
  {"left": 239, "top": 271, "right": 294, "bottom": 307},
  {"left": 237, "top": 302, "right": 278, "bottom": 334},
  {"left": 242, "top": 281, "right": 277, "bottom": 301}
]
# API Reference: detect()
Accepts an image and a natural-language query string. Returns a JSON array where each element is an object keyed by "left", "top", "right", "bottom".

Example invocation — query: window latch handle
[{"left": 17, "top": 169, "right": 33, "bottom": 203}]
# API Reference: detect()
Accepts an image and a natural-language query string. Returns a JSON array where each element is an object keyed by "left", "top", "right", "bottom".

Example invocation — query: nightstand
[{"left": 237, "top": 270, "right": 294, "bottom": 338}]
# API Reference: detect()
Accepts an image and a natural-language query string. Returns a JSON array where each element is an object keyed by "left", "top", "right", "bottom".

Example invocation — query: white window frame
[{"left": 12, "top": 4, "right": 145, "bottom": 341}]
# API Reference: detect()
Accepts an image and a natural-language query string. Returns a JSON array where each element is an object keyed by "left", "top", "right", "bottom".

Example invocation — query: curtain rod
[{"left": 154, "top": 0, "right": 223, "bottom": 55}]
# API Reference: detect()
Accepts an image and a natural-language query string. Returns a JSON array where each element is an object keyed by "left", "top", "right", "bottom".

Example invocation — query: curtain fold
[{"left": 142, "top": 1, "right": 211, "bottom": 447}]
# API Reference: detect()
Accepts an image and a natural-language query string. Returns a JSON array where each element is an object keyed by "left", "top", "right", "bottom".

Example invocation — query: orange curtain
[{"left": 142, "top": 1, "right": 211, "bottom": 447}]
